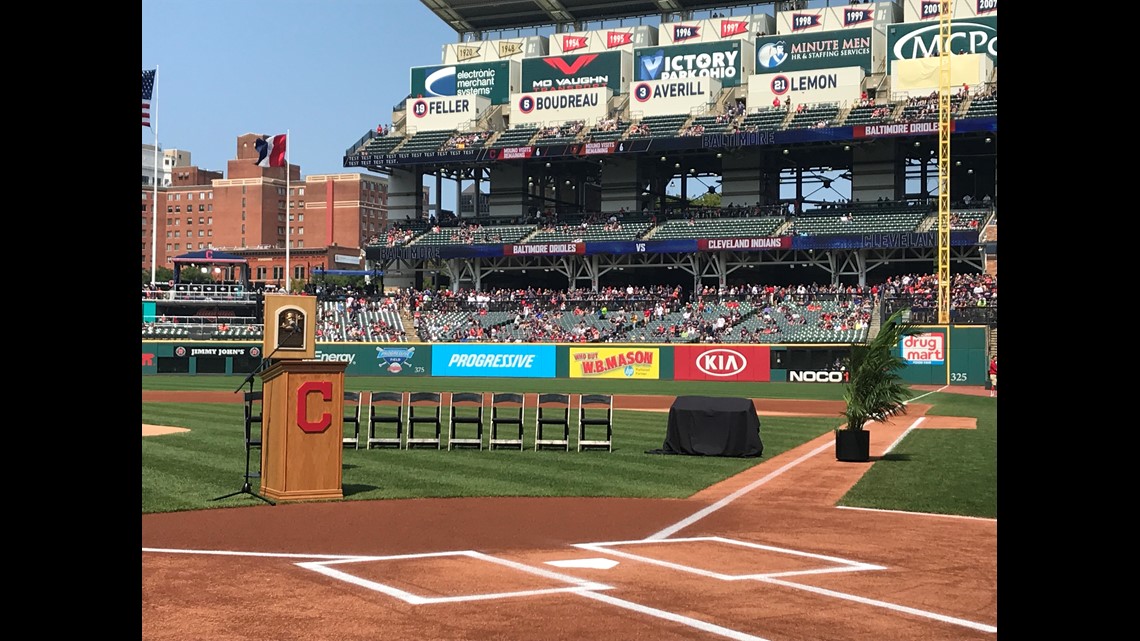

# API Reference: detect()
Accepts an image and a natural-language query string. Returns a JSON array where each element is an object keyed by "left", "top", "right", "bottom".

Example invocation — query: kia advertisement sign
[{"left": 674, "top": 345, "right": 771, "bottom": 382}]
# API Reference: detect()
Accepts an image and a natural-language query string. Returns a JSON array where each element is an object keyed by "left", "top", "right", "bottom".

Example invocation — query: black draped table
[{"left": 650, "top": 396, "right": 763, "bottom": 457}]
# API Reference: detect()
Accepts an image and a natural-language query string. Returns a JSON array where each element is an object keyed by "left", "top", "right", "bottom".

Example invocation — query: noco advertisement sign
[
  {"left": 755, "top": 28, "right": 873, "bottom": 74},
  {"left": 410, "top": 61, "right": 515, "bottom": 105},
  {"left": 887, "top": 16, "right": 997, "bottom": 73},
  {"left": 634, "top": 40, "right": 752, "bottom": 87},
  {"left": 521, "top": 51, "right": 626, "bottom": 94},
  {"left": 674, "top": 346, "right": 771, "bottom": 381}
]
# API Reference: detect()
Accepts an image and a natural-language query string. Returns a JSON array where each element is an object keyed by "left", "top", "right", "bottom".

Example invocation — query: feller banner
[{"left": 569, "top": 347, "right": 660, "bottom": 379}]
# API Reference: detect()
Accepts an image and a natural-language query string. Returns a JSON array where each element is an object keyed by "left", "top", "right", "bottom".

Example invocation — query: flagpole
[
  {"left": 285, "top": 128, "right": 291, "bottom": 293},
  {"left": 150, "top": 66, "right": 160, "bottom": 288}
]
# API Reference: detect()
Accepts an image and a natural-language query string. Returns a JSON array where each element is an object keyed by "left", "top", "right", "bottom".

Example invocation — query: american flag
[{"left": 142, "top": 69, "right": 156, "bottom": 128}]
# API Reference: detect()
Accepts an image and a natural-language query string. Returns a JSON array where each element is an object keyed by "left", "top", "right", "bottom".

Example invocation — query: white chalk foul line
[{"left": 646, "top": 439, "right": 834, "bottom": 540}]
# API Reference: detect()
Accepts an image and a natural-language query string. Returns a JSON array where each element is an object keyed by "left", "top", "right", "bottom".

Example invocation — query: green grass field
[{"left": 142, "top": 376, "right": 996, "bottom": 519}]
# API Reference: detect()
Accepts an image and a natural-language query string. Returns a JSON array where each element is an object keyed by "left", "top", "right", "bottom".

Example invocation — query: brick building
[{"left": 142, "top": 134, "right": 431, "bottom": 288}]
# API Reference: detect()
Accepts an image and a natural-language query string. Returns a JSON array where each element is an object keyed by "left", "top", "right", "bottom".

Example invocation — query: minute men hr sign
[{"left": 403, "top": 94, "right": 490, "bottom": 132}]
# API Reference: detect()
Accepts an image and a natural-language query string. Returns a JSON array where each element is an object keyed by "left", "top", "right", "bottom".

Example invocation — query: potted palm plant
[{"left": 837, "top": 307, "right": 916, "bottom": 462}]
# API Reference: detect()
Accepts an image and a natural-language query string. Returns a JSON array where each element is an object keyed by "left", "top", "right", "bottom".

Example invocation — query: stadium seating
[
  {"left": 585, "top": 120, "right": 628, "bottom": 142},
  {"left": 491, "top": 126, "right": 539, "bottom": 148},
  {"left": 790, "top": 207, "right": 927, "bottom": 235},
  {"left": 532, "top": 220, "right": 652, "bottom": 242},
  {"left": 787, "top": 104, "right": 840, "bottom": 130},
  {"left": 738, "top": 107, "right": 789, "bottom": 131},
  {"left": 687, "top": 114, "right": 734, "bottom": 134},
  {"left": 842, "top": 104, "right": 896, "bottom": 126},
  {"left": 962, "top": 95, "right": 997, "bottom": 119},
  {"left": 398, "top": 130, "right": 455, "bottom": 153},
  {"left": 650, "top": 216, "right": 786, "bottom": 239},
  {"left": 628, "top": 114, "right": 690, "bottom": 138},
  {"left": 361, "top": 135, "right": 405, "bottom": 155},
  {"left": 410, "top": 224, "right": 537, "bottom": 245}
]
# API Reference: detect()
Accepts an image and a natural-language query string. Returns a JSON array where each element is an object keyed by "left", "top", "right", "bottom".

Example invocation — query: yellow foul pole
[
  {"left": 937, "top": 0, "right": 952, "bottom": 324},
  {"left": 934, "top": 1, "right": 953, "bottom": 323}
]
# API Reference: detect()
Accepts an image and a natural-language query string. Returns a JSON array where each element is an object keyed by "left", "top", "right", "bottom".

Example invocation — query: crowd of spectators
[
  {"left": 144, "top": 272, "right": 996, "bottom": 344},
  {"left": 876, "top": 272, "right": 997, "bottom": 310},
  {"left": 592, "top": 117, "right": 624, "bottom": 132},
  {"left": 538, "top": 121, "right": 584, "bottom": 139},
  {"left": 626, "top": 122, "right": 651, "bottom": 137},
  {"left": 398, "top": 278, "right": 966, "bottom": 344},
  {"left": 441, "top": 130, "right": 493, "bottom": 150},
  {"left": 678, "top": 123, "right": 706, "bottom": 137},
  {"left": 365, "top": 225, "right": 417, "bottom": 247}
]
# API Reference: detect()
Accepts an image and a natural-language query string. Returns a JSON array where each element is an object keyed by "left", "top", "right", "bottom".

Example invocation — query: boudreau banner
[{"left": 510, "top": 87, "right": 611, "bottom": 127}]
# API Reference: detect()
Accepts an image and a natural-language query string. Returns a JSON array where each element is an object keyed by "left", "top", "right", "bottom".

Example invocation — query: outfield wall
[{"left": 142, "top": 326, "right": 986, "bottom": 385}]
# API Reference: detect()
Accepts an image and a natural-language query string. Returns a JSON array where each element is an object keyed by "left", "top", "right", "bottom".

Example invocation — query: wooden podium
[{"left": 258, "top": 360, "right": 347, "bottom": 502}]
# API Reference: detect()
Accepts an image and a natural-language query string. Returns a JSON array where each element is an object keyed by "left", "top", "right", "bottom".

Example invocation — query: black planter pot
[{"left": 835, "top": 429, "right": 871, "bottom": 462}]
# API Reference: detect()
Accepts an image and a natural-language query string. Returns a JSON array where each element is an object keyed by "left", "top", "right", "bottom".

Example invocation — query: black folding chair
[
  {"left": 406, "top": 391, "right": 442, "bottom": 449},
  {"left": 577, "top": 394, "right": 613, "bottom": 452},
  {"left": 343, "top": 391, "right": 362, "bottom": 449},
  {"left": 448, "top": 392, "right": 485, "bottom": 450},
  {"left": 489, "top": 392, "right": 525, "bottom": 450},
  {"left": 366, "top": 391, "right": 404, "bottom": 449},
  {"left": 534, "top": 393, "right": 570, "bottom": 451}
]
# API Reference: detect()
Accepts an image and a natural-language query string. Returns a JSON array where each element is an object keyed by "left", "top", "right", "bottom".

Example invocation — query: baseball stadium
[{"left": 142, "top": 1, "right": 999, "bottom": 640}]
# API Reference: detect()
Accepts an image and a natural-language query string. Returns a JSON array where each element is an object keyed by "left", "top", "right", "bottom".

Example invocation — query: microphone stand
[{"left": 212, "top": 326, "right": 300, "bottom": 506}]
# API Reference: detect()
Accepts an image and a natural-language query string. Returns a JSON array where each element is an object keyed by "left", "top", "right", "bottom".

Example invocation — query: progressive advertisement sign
[
  {"left": 510, "top": 87, "right": 611, "bottom": 126},
  {"left": 635, "top": 40, "right": 753, "bottom": 88},
  {"left": 674, "top": 345, "right": 771, "bottom": 382},
  {"left": 550, "top": 26, "right": 657, "bottom": 54},
  {"left": 755, "top": 28, "right": 873, "bottom": 74},
  {"left": 887, "top": 16, "right": 997, "bottom": 73},
  {"left": 442, "top": 36, "right": 548, "bottom": 64},
  {"left": 520, "top": 51, "right": 628, "bottom": 94},
  {"left": 629, "top": 77, "right": 719, "bottom": 118},
  {"left": 748, "top": 66, "right": 864, "bottom": 108},
  {"left": 432, "top": 344, "right": 556, "bottom": 378},
  {"left": 404, "top": 95, "right": 490, "bottom": 132},
  {"left": 569, "top": 347, "right": 660, "bottom": 379},
  {"left": 410, "top": 61, "right": 517, "bottom": 105}
]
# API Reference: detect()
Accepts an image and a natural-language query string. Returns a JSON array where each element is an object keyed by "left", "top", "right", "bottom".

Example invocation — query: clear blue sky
[
  {"left": 142, "top": 0, "right": 851, "bottom": 212},
  {"left": 142, "top": 0, "right": 460, "bottom": 207}
]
